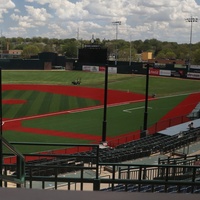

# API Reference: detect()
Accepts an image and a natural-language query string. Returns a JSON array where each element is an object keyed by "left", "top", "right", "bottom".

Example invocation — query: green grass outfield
[
  {"left": 2, "top": 70, "right": 200, "bottom": 153},
  {"left": 3, "top": 70, "right": 200, "bottom": 96}
]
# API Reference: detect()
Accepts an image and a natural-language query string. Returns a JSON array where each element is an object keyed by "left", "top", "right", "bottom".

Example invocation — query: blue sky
[{"left": 0, "top": 0, "right": 200, "bottom": 44}]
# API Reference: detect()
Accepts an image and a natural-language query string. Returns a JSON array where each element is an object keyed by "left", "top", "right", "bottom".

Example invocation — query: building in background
[{"left": 141, "top": 52, "right": 153, "bottom": 61}]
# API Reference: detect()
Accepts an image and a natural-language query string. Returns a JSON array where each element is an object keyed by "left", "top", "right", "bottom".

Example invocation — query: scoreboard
[{"left": 78, "top": 46, "right": 107, "bottom": 64}]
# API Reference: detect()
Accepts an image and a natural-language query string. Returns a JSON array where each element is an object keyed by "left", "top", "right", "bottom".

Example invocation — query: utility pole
[{"left": 112, "top": 21, "right": 121, "bottom": 65}]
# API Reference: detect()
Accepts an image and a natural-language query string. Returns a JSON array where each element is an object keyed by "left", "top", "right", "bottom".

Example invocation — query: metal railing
[
  {"left": 1, "top": 127, "right": 200, "bottom": 192},
  {"left": 0, "top": 134, "right": 25, "bottom": 188}
]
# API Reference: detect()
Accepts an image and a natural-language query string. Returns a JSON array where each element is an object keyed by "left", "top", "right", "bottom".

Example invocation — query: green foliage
[
  {"left": 62, "top": 40, "right": 78, "bottom": 58},
  {"left": 193, "top": 49, "right": 200, "bottom": 64},
  {"left": 1, "top": 36, "right": 200, "bottom": 63},
  {"left": 22, "top": 45, "right": 40, "bottom": 58}
]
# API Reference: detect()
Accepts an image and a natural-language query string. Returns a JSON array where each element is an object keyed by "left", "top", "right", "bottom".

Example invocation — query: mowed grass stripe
[
  {"left": 3, "top": 90, "right": 25, "bottom": 99},
  {"left": 14, "top": 91, "right": 40, "bottom": 118},
  {"left": 3, "top": 89, "right": 100, "bottom": 119},
  {"left": 38, "top": 92, "right": 53, "bottom": 114},
  {"left": 26, "top": 92, "right": 46, "bottom": 116},
  {"left": 3, "top": 90, "right": 35, "bottom": 118},
  {"left": 77, "top": 97, "right": 87, "bottom": 108},
  {"left": 49, "top": 93, "right": 62, "bottom": 112},
  {"left": 68, "top": 96, "right": 80, "bottom": 109},
  {"left": 3, "top": 104, "right": 24, "bottom": 119}
]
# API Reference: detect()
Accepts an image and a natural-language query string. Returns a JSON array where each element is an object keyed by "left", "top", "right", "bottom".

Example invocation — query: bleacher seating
[
  {"left": 9, "top": 157, "right": 84, "bottom": 177},
  {"left": 71, "top": 127, "right": 200, "bottom": 164},
  {"left": 7, "top": 126, "right": 200, "bottom": 190}
]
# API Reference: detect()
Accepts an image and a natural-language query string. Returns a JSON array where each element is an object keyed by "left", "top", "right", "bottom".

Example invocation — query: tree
[
  {"left": 42, "top": 44, "right": 55, "bottom": 52},
  {"left": 22, "top": 45, "right": 40, "bottom": 58},
  {"left": 62, "top": 41, "right": 77, "bottom": 58},
  {"left": 156, "top": 51, "right": 166, "bottom": 59},
  {"left": 192, "top": 49, "right": 200, "bottom": 65},
  {"left": 165, "top": 51, "right": 177, "bottom": 59}
]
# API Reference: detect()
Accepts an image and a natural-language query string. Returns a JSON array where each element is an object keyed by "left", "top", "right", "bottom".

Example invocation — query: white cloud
[
  {"left": 0, "top": 0, "right": 15, "bottom": 19},
  {"left": 25, "top": 6, "right": 52, "bottom": 21},
  {"left": 0, "top": 0, "right": 199, "bottom": 43},
  {"left": 14, "top": 8, "right": 20, "bottom": 13}
]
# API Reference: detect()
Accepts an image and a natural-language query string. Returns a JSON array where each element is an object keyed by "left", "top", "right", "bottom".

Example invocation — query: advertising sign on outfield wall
[
  {"left": 154, "top": 63, "right": 166, "bottom": 69},
  {"left": 99, "top": 66, "right": 105, "bottom": 72},
  {"left": 149, "top": 68, "right": 160, "bottom": 76},
  {"left": 174, "top": 64, "right": 187, "bottom": 69},
  {"left": 83, "top": 65, "right": 117, "bottom": 74},
  {"left": 160, "top": 70, "right": 171, "bottom": 76},
  {"left": 82, "top": 65, "right": 99, "bottom": 72},
  {"left": 187, "top": 72, "right": 200, "bottom": 79},
  {"left": 108, "top": 67, "right": 117, "bottom": 74},
  {"left": 91, "top": 66, "right": 99, "bottom": 72},
  {"left": 82, "top": 65, "right": 91, "bottom": 71},
  {"left": 190, "top": 65, "right": 200, "bottom": 69}
]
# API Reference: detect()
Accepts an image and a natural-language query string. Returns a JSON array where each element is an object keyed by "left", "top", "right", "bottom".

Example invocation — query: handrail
[
  {"left": 0, "top": 134, "right": 25, "bottom": 187},
  {"left": 1, "top": 136, "right": 24, "bottom": 158}
]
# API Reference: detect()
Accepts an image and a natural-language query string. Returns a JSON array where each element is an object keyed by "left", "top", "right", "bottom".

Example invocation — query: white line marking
[{"left": 123, "top": 106, "right": 152, "bottom": 113}]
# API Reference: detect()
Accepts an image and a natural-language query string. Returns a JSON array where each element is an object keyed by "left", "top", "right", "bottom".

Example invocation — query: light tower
[
  {"left": 112, "top": 21, "right": 121, "bottom": 65},
  {"left": 185, "top": 16, "right": 198, "bottom": 71}
]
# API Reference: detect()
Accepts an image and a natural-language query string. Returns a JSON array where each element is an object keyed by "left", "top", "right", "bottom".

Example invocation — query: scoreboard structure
[{"left": 78, "top": 44, "right": 107, "bottom": 65}]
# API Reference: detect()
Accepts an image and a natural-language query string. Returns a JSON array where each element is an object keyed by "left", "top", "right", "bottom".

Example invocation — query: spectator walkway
[{"left": 158, "top": 118, "right": 200, "bottom": 136}]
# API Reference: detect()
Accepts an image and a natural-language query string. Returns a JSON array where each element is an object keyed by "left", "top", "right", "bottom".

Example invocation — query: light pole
[
  {"left": 142, "top": 64, "right": 150, "bottom": 138},
  {"left": 102, "top": 64, "right": 108, "bottom": 143},
  {"left": 129, "top": 34, "right": 132, "bottom": 66},
  {"left": 185, "top": 16, "right": 198, "bottom": 71},
  {"left": 1, "top": 30, "right": 3, "bottom": 59},
  {"left": 0, "top": 68, "right": 2, "bottom": 187},
  {"left": 112, "top": 21, "right": 121, "bottom": 65},
  {"left": 141, "top": 63, "right": 153, "bottom": 138}
]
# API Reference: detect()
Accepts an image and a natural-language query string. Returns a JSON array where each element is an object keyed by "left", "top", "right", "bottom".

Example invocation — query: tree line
[{"left": 1, "top": 36, "right": 200, "bottom": 64}]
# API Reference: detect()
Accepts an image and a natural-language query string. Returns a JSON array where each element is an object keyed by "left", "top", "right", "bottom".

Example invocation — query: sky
[{"left": 0, "top": 0, "right": 200, "bottom": 44}]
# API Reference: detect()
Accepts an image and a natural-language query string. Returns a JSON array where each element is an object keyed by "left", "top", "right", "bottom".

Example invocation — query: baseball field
[{"left": 2, "top": 70, "right": 200, "bottom": 153}]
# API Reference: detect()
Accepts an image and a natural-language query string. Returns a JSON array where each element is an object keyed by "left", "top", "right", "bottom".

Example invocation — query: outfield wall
[
  {"left": 0, "top": 58, "right": 200, "bottom": 80},
  {"left": 75, "top": 61, "right": 198, "bottom": 79},
  {"left": 0, "top": 59, "right": 44, "bottom": 70}
]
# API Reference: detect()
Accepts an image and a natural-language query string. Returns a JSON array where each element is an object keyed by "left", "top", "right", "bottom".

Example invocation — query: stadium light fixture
[{"left": 185, "top": 16, "right": 198, "bottom": 71}]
